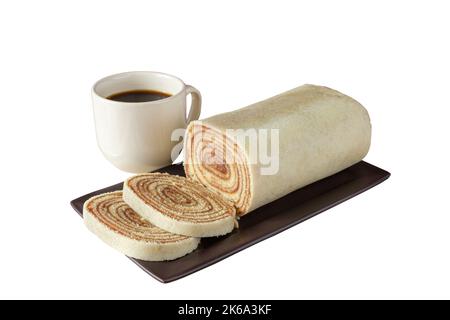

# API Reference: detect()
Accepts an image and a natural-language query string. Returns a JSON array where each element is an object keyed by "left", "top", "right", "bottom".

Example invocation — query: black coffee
[{"left": 107, "top": 90, "right": 172, "bottom": 102}]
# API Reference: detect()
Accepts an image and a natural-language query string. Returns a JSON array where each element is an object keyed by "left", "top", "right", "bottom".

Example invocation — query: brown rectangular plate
[{"left": 70, "top": 161, "right": 390, "bottom": 283}]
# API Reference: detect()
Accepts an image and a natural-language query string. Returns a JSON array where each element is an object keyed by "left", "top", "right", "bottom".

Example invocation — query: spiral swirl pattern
[
  {"left": 184, "top": 124, "right": 252, "bottom": 215},
  {"left": 125, "top": 173, "right": 235, "bottom": 224},
  {"left": 85, "top": 191, "right": 191, "bottom": 243}
]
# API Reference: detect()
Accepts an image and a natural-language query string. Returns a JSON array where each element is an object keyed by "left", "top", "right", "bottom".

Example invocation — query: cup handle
[{"left": 185, "top": 85, "right": 202, "bottom": 124}]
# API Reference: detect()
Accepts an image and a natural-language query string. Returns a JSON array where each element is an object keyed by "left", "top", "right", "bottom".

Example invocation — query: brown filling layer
[
  {"left": 127, "top": 173, "right": 235, "bottom": 223},
  {"left": 86, "top": 192, "right": 190, "bottom": 243},
  {"left": 185, "top": 124, "right": 251, "bottom": 215}
]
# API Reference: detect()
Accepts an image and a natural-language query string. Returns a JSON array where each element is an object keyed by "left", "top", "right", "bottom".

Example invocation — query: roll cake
[
  {"left": 184, "top": 84, "right": 371, "bottom": 216},
  {"left": 83, "top": 191, "right": 200, "bottom": 261},
  {"left": 123, "top": 173, "right": 236, "bottom": 237}
]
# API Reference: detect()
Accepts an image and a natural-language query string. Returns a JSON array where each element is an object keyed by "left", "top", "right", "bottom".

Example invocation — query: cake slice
[
  {"left": 123, "top": 173, "right": 236, "bottom": 237},
  {"left": 83, "top": 191, "right": 200, "bottom": 261}
]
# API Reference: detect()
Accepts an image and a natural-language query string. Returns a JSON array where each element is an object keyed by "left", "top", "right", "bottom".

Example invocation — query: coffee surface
[{"left": 107, "top": 90, "right": 171, "bottom": 102}]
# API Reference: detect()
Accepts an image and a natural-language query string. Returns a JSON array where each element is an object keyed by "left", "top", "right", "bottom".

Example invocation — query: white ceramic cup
[{"left": 92, "top": 71, "right": 201, "bottom": 173}]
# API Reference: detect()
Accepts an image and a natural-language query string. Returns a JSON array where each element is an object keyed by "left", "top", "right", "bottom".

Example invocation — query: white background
[{"left": 1, "top": 0, "right": 449, "bottom": 299}]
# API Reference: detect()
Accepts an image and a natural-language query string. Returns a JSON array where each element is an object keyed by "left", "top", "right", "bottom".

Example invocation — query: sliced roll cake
[
  {"left": 123, "top": 173, "right": 236, "bottom": 237},
  {"left": 184, "top": 85, "right": 371, "bottom": 216},
  {"left": 83, "top": 191, "right": 200, "bottom": 261}
]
